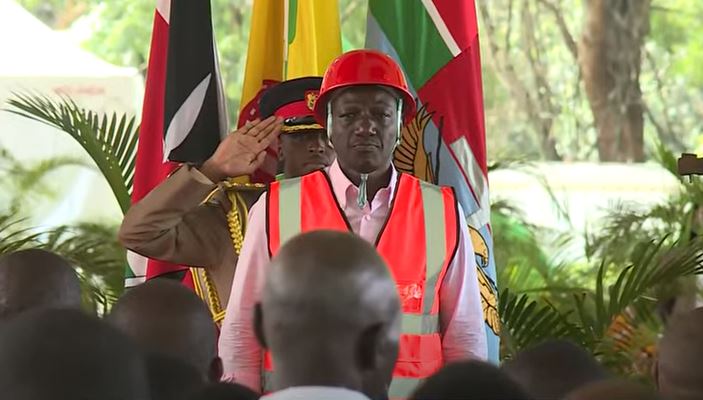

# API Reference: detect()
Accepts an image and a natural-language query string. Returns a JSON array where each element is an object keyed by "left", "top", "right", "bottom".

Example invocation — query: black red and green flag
[{"left": 126, "top": 0, "right": 227, "bottom": 288}]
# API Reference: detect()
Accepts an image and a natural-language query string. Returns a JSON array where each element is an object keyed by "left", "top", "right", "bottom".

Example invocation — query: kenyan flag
[{"left": 367, "top": 0, "right": 499, "bottom": 363}]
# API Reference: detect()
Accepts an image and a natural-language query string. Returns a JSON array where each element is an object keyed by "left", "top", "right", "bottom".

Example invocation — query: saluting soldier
[{"left": 118, "top": 77, "right": 335, "bottom": 324}]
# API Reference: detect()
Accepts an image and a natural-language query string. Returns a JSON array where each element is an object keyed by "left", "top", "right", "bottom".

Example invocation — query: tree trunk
[{"left": 578, "top": 0, "right": 650, "bottom": 162}]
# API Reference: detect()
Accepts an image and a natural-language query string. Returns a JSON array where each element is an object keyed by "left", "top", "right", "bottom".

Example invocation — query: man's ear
[
  {"left": 356, "top": 323, "right": 383, "bottom": 371},
  {"left": 254, "top": 303, "right": 268, "bottom": 349},
  {"left": 278, "top": 138, "right": 284, "bottom": 161},
  {"left": 209, "top": 356, "right": 224, "bottom": 382}
]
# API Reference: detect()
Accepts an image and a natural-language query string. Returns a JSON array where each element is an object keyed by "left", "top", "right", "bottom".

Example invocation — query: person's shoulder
[{"left": 398, "top": 173, "right": 456, "bottom": 194}]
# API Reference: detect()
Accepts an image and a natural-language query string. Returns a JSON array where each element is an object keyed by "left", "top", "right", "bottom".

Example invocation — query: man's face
[
  {"left": 329, "top": 86, "right": 399, "bottom": 175},
  {"left": 280, "top": 130, "right": 335, "bottom": 178}
]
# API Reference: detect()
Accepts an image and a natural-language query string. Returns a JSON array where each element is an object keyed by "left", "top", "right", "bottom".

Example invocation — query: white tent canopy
[
  {"left": 0, "top": 0, "right": 136, "bottom": 78},
  {"left": 0, "top": 0, "right": 144, "bottom": 226}
]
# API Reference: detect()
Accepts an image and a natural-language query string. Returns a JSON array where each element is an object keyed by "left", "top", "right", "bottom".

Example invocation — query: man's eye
[
  {"left": 339, "top": 112, "right": 356, "bottom": 119},
  {"left": 374, "top": 110, "right": 392, "bottom": 119}
]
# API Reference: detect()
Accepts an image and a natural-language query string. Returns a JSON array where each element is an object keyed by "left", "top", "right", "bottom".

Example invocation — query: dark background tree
[{"left": 478, "top": 0, "right": 702, "bottom": 162}]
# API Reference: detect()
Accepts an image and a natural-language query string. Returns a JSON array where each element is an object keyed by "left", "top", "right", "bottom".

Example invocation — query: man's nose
[
  {"left": 307, "top": 134, "right": 325, "bottom": 153},
  {"left": 354, "top": 114, "right": 378, "bottom": 135}
]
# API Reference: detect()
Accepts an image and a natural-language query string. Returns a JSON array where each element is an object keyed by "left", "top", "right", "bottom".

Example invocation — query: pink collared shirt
[{"left": 218, "top": 160, "right": 487, "bottom": 391}]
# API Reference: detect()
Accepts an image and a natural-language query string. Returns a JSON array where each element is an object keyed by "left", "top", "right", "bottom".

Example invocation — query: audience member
[
  {"left": 0, "top": 308, "right": 149, "bottom": 400},
  {"left": 656, "top": 307, "right": 703, "bottom": 400},
  {"left": 109, "top": 279, "right": 222, "bottom": 381},
  {"left": 502, "top": 339, "right": 609, "bottom": 399},
  {"left": 0, "top": 249, "right": 81, "bottom": 319},
  {"left": 565, "top": 379, "right": 660, "bottom": 400},
  {"left": 410, "top": 360, "right": 531, "bottom": 400},
  {"left": 254, "top": 230, "right": 401, "bottom": 400},
  {"left": 146, "top": 352, "right": 205, "bottom": 400},
  {"left": 188, "top": 382, "right": 260, "bottom": 400}
]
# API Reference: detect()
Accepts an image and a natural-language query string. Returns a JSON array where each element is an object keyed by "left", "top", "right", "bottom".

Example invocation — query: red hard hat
[{"left": 313, "top": 49, "right": 417, "bottom": 126}]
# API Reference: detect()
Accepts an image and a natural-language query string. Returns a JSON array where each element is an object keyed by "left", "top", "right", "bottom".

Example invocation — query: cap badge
[{"left": 305, "top": 91, "right": 319, "bottom": 111}]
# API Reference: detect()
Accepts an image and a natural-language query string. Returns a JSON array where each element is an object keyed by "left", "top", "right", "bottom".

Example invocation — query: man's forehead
[{"left": 332, "top": 85, "right": 399, "bottom": 105}]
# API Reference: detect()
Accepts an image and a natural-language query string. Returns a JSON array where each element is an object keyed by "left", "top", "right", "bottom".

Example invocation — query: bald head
[
  {"left": 565, "top": 379, "right": 659, "bottom": 400},
  {"left": 502, "top": 339, "right": 608, "bottom": 399},
  {"left": 109, "top": 279, "right": 219, "bottom": 381},
  {"left": 411, "top": 361, "right": 531, "bottom": 400},
  {"left": 256, "top": 230, "right": 400, "bottom": 395},
  {"left": 0, "top": 249, "right": 81, "bottom": 319},
  {"left": 0, "top": 308, "right": 149, "bottom": 400},
  {"left": 657, "top": 307, "right": 703, "bottom": 400}
]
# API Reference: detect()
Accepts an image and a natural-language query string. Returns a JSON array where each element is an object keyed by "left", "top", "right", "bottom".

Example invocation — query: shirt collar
[
  {"left": 327, "top": 159, "right": 398, "bottom": 210},
  {"left": 261, "top": 386, "right": 371, "bottom": 400}
]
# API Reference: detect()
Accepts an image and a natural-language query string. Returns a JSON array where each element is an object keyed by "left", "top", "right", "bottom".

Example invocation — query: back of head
[
  {"left": 146, "top": 352, "right": 205, "bottom": 400},
  {"left": 657, "top": 307, "right": 703, "bottom": 400},
  {"left": 0, "top": 249, "right": 81, "bottom": 320},
  {"left": 109, "top": 279, "right": 219, "bottom": 380},
  {"left": 187, "top": 382, "right": 260, "bottom": 400},
  {"left": 259, "top": 230, "right": 401, "bottom": 392},
  {"left": 0, "top": 308, "right": 149, "bottom": 400},
  {"left": 502, "top": 339, "right": 608, "bottom": 399},
  {"left": 410, "top": 360, "right": 531, "bottom": 400},
  {"left": 565, "top": 379, "right": 660, "bottom": 400}
]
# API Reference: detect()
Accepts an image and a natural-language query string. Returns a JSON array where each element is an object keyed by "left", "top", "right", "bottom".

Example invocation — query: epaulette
[{"left": 221, "top": 178, "right": 266, "bottom": 191}]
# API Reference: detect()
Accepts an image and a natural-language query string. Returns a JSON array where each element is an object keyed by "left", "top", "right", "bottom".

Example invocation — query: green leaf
[{"left": 5, "top": 94, "right": 140, "bottom": 214}]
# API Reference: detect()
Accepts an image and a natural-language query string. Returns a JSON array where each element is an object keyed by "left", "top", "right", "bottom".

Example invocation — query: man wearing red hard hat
[{"left": 219, "top": 50, "right": 486, "bottom": 399}]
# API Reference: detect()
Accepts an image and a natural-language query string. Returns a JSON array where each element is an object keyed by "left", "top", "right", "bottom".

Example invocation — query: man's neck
[
  {"left": 341, "top": 163, "right": 393, "bottom": 204},
  {"left": 273, "top": 350, "right": 363, "bottom": 394},
  {"left": 275, "top": 370, "right": 361, "bottom": 394}
]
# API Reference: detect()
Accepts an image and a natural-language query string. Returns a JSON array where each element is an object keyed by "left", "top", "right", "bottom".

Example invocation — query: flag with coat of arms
[{"left": 366, "top": 0, "right": 500, "bottom": 362}]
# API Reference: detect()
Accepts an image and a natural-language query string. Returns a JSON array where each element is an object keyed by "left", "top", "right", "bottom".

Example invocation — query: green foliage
[
  {"left": 0, "top": 216, "right": 44, "bottom": 255},
  {"left": 479, "top": 0, "right": 703, "bottom": 161},
  {"left": 6, "top": 94, "right": 139, "bottom": 214},
  {"left": 40, "top": 222, "right": 126, "bottom": 313},
  {"left": 0, "top": 132, "right": 127, "bottom": 313},
  {"left": 495, "top": 146, "right": 703, "bottom": 377},
  {"left": 340, "top": 0, "right": 367, "bottom": 51},
  {"left": 586, "top": 146, "right": 703, "bottom": 264},
  {"left": 0, "top": 147, "right": 91, "bottom": 214},
  {"left": 650, "top": 1, "right": 703, "bottom": 86},
  {"left": 491, "top": 200, "right": 553, "bottom": 291},
  {"left": 499, "top": 236, "right": 703, "bottom": 375},
  {"left": 499, "top": 288, "right": 577, "bottom": 359},
  {"left": 2, "top": 94, "right": 136, "bottom": 311},
  {"left": 0, "top": 214, "right": 125, "bottom": 314}
]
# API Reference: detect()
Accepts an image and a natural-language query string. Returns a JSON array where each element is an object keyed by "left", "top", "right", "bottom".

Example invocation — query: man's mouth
[
  {"left": 304, "top": 157, "right": 329, "bottom": 167},
  {"left": 352, "top": 142, "right": 380, "bottom": 150}
]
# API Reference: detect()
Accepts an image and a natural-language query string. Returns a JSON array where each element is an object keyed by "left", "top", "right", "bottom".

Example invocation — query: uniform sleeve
[
  {"left": 118, "top": 165, "right": 233, "bottom": 268},
  {"left": 439, "top": 203, "right": 488, "bottom": 362},
  {"left": 218, "top": 195, "right": 269, "bottom": 392}
]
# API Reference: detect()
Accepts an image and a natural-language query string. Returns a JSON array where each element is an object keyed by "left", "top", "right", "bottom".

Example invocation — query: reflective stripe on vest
[{"left": 265, "top": 170, "right": 459, "bottom": 398}]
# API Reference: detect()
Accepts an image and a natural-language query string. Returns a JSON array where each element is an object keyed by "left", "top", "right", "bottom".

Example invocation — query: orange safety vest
[{"left": 265, "top": 170, "right": 460, "bottom": 399}]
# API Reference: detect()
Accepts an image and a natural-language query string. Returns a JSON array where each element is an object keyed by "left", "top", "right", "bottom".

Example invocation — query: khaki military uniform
[{"left": 118, "top": 165, "right": 264, "bottom": 324}]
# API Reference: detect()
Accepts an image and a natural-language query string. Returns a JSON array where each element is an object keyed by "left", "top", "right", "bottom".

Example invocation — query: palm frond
[
  {"left": 40, "top": 223, "right": 126, "bottom": 313},
  {"left": 0, "top": 214, "right": 47, "bottom": 255},
  {"left": 652, "top": 141, "right": 681, "bottom": 180},
  {"left": 1, "top": 154, "right": 94, "bottom": 213},
  {"left": 499, "top": 288, "right": 580, "bottom": 359},
  {"left": 586, "top": 200, "right": 689, "bottom": 263},
  {"left": 576, "top": 237, "right": 703, "bottom": 342},
  {"left": 0, "top": 215, "right": 124, "bottom": 314},
  {"left": 5, "top": 93, "right": 139, "bottom": 214},
  {"left": 10, "top": 156, "right": 93, "bottom": 194}
]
